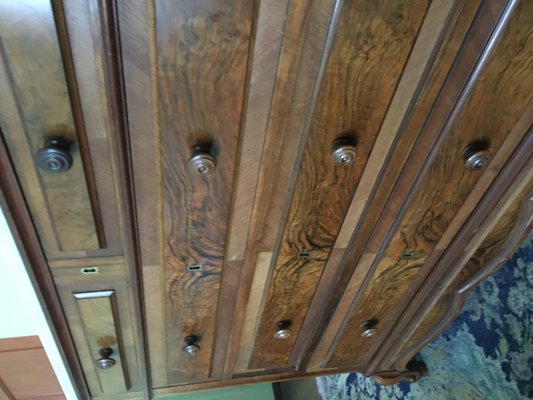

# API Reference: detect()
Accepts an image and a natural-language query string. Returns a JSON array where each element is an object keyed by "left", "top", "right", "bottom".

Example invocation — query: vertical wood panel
[
  {"left": 74, "top": 290, "right": 129, "bottom": 394},
  {"left": 308, "top": 0, "right": 495, "bottom": 372},
  {"left": 61, "top": 0, "right": 125, "bottom": 258},
  {"left": 156, "top": 0, "right": 253, "bottom": 383},
  {"left": 392, "top": 185, "right": 530, "bottom": 369},
  {"left": 212, "top": 0, "right": 290, "bottom": 379},
  {"left": 250, "top": 0, "right": 431, "bottom": 369},
  {"left": 0, "top": 0, "right": 99, "bottom": 253},
  {"left": 296, "top": 0, "right": 460, "bottom": 369},
  {"left": 54, "top": 263, "right": 144, "bottom": 397},
  {"left": 225, "top": 0, "right": 339, "bottom": 376},
  {"left": 117, "top": 0, "right": 166, "bottom": 388}
]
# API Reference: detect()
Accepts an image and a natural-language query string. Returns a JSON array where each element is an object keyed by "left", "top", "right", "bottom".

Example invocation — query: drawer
[
  {"left": 312, "top": 1, "right": 533, "bottom": 370},
  {"left": 384, "top": 181, "right": 533, "bottom": 373},
  {"left": 0, "top": 0, "right": 122, "bottom": 259},
  {"left": 52, "top": 264, "right": 143, "bottom": 398},
  {"left": 244, "top": 0, "right": 432, "bottom": 371}
]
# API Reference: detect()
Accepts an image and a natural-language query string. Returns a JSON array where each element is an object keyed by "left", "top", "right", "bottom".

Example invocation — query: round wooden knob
[
  {"left": 36, "top": 138, "right": 73, "bottom": 173},
  {"left": 188, "top": 145, "right": 216, "bottom": 175},
  {"left": 274, "top": 320, "right": 292, "bottom": 339},
  {"left": 274, "top": 329, "right": 291, "bottom": 339},
  {"left": 464, "top": 143, "right": 491, "bottom": 171},
  {"left": 361, "top": 328, "right": 378, "bottom": 339},
  {"left": 95, "top": 347, "right": 116, "bottom": 369},
  {"left": 332, "top": 137, "right": 357, "bottom": 165},
  {"left": 360, "top": 319, "right": 378, "bottom": 339},
  {"left": 183, "top": 335, "right": 200, "bottom": 356}
]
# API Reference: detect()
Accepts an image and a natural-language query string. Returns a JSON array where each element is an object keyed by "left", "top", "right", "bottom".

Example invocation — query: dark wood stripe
[
  {"left": 51, "top": 0, "right": 106, "bottom": 250},
  {"left": 96, "top": 0, "right": 151, "bottom": 397}
]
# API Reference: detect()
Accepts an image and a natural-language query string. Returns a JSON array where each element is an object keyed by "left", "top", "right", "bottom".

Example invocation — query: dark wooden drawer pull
[
  {"left": 463, "top": 142, "right": 490, "bottom": 171},
  {"left": 95, "top": 347, "right": 116, "bottom": 369},
  {"left": 187, "top": 144, "right": 216, "bottom": 175},
  {"left": 332, "top": 137, "right": 357, "bottom": 165},
  {"left": 36, "top": 138, "right": 73, "bottom": 173},
  {"left": 273, "top": 320, "right": 292, "bottom": 340},
  {"left": 183, "top": 335, "right": 200, "bottom": 356}
]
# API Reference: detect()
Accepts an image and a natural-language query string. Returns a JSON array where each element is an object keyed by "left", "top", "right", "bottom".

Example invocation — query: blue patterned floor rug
[{"left": 316, "top": 234, "right": 532, "bottom": 400}]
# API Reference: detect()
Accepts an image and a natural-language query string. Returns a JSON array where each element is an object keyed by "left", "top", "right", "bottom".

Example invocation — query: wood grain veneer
[{"left": 0, "top": 0, "right": 531, "bottom": 397}]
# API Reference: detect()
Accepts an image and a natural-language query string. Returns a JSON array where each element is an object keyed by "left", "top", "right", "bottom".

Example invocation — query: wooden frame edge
[{"left": 0, "top": 134, "right": 90, "bottom": 399}]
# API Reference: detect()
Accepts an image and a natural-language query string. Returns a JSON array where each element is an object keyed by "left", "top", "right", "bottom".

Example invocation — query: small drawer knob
[
  {"left": 95, "top": 347, "right": 116, "bottom": 369},
  {"left": 187, "top": 145, "right": 216, "bottom": 175},
  {"left": 274, "top": 320, "right": 292, "bottom": 340},
  {"left": 361, "top": 319, "right": 378, "bottom": 339},
  {"left": 463, "top": 143, "right": 490, "bottom": 171},
  {"left": 332, "top": 137, "right": 357, "bottom": 165},
  {"left": 361, "top": 328, "right": 378, "bottom": 339},
  {"left": 183, "top": 335, "right": 200, "bottom": 356},
  {"left": 36, "top": 138, "right": 73, "bottom": 173}
]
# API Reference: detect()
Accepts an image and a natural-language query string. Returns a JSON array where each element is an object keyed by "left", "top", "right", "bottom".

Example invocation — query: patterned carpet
[{"left": 316, "top": 234, "right": 532, "bottom": 399}]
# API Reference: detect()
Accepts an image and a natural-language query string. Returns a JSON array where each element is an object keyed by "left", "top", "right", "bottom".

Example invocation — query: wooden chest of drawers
[{"left": 0, "top": 0, "right": 531, "bottom": 398}]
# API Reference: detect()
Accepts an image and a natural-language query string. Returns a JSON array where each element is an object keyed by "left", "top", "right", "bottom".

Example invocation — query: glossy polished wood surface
[
  {"left": 249, "top": 0, "right": 431, "bottom": 370},
  {"left": 0, "top": 0, "right": 123, "bottom": 259},
  {"left": 0, "top": 0, "right": 532, "bottom": 398},
  {"left": 53, "top": 263, "right": 145, "bottom": 399},
  {"left": 0, "top": 1, "right": 98, "bottom": 253},
  {"left": 141, "top": 0, "right": 253, "bottom": 385},
  {"left": 327, "top": 0, "right": 533, "bottom": 368},
  {"left": 393, "top": 184, "right": 533, "bottom": 370}
]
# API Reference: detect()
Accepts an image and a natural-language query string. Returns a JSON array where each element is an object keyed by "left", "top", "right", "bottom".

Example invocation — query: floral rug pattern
[{"left": 316, "top": 234, "right": 532, "bottom": 399}]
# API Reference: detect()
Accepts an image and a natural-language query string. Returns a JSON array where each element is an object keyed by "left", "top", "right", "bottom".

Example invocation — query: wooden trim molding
[
  {"left": 51, "top": 0, "right": 107, "bottom": 250},
  {"left": 392, "top": 177, "right": 533, "bottom": 373},
  {"left": 458, "top": 194, "right": 533, "bottom": 293},
  {"left": 96, "top": 0, "right": 151, "bottom": 398}
]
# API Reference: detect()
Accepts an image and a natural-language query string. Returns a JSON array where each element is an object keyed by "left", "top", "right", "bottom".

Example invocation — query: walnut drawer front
[
  {"left": 52, "top": 264, "right": 144, "bottom": 399},
  {"left": 0, "top": 0, "right": 122, "bottom": 260},
  {"left": 381, "top": 174, "right": 533, "bottom": 374}
]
